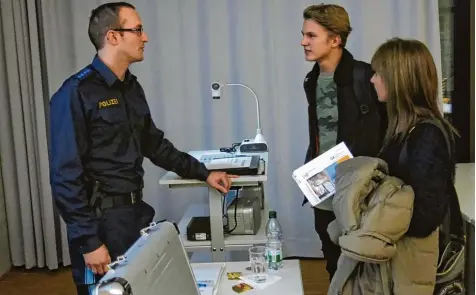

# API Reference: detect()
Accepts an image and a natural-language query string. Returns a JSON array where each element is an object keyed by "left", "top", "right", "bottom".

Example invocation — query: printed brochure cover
[{"left": 292, "top": 142, "right": 353, "bottom": 207}]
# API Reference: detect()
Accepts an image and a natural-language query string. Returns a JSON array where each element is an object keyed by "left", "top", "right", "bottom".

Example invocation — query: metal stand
[
  {"left": 159, "top": 151, "right": 269, "bottom": 263},
  {"left": 209, "top": 188, "right": 226, "bottom": 262}
]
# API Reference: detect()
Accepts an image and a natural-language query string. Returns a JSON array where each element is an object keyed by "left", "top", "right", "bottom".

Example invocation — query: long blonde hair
[{"left": 371, "top": 38, "right": 457, "bottom": 145}]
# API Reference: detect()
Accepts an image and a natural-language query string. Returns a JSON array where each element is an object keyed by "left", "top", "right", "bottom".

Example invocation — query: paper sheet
[
  {"left": 192, "top": 263, "right": 225, "bottom": 295},
  {"left": 239, "top": 274, "right": 282, "bottom": 290}
]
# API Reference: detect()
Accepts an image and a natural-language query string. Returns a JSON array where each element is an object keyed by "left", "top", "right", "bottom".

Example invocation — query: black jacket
[
  {"left": 303, "top": 49, "right": 387, "bottom": 205},
  {"left": 304, "top": 48, "right": 387, "bottom": 162},
  {"left": 380, "top": 120, "right": 457, "bottom": 238}
]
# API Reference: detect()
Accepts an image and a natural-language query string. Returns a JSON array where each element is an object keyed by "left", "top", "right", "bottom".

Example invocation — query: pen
[{"left": 197, "top": 280, "right": 213, "bottom": 288}]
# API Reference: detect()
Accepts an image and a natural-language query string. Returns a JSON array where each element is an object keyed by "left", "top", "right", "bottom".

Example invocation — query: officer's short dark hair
[{"left": 88, "top": 2, "right": 136, "bottom": 51}]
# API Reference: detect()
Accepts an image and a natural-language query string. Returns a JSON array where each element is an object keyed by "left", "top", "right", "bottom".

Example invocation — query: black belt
[{"left": 97, "top": 190, "right": 143, "bottom": 209}]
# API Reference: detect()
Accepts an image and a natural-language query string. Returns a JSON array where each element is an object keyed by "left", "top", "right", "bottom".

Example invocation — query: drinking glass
[{"left": 249, "top": 246, "right": 268, "bottom": 283}]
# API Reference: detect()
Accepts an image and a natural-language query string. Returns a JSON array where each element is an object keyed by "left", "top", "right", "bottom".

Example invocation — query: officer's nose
[{"left": 142, "top": 31, "right": 148, "bottom": 43}]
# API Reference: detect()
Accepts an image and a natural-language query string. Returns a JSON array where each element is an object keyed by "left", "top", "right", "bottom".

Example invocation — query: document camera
[{"left": 211, "top": 82, "right": 268, "bottom": 152}]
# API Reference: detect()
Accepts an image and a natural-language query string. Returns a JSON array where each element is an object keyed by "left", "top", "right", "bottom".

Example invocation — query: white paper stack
[{"left": 191, "top": 262, "right": 225, "bottom": 295}]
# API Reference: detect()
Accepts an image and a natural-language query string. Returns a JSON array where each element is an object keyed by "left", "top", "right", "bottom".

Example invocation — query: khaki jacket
[{"left": 327, "top": 157, "right": 438, "bottom": 295}]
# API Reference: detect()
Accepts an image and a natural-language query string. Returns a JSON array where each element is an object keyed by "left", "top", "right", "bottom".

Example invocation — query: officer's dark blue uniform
[{"left": 49, "top": 56, "right": 210, "bottom": 291}]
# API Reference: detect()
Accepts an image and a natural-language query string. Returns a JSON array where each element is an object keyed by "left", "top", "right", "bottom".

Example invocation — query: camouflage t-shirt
[{"left": 315, "top": 72, "right": 338, "bottom": 211}]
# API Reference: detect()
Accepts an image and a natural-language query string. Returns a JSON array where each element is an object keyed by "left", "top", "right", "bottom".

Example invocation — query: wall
[
  {"left": 0, "top": 164, "right": 11, "bottom": 277},
  {"left": 40, "top": 0, "right": 444, "bottom": 259},
  {"left": 439, "top": 0, "right": 474, "bottom": 162},
  {"left": 470, "top": 0, "right": 475, "bottom": 162},
  {"left": 439, "top": 0, "right": 454, "bottom": 95}
]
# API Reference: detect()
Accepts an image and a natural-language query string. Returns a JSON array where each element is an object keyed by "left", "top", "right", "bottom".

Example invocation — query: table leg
[
  {"left": 465, "top": 221, "right": 475, "bottom": 295},
  {"left": 209, "top": 188, "right": 226, "bottom": 262}
]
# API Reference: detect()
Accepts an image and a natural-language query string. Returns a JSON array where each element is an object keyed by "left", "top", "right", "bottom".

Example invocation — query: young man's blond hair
[{"left": 303, "top": 4, "right": 353, "bottom": 47}]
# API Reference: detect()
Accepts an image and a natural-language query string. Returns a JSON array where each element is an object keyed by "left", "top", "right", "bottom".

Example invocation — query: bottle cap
[{"left": 269, "top": 211, "right": 277, "bottom": 218}]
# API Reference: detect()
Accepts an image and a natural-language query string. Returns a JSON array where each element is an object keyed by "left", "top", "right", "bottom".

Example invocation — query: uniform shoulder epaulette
[{"left": 73, "top": 67, "right": 93, "bottom": 81}]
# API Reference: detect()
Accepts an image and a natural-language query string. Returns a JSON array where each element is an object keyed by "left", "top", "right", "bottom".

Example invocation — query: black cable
[
  {"left": 227, "top": 192, "right": 239, "bottom": 234},
  {"left": 225, "top": 195, "right": 239, "bottom": 234},
  {"left": 219, "top": 142, "right": 242, "bottom": 153},
  {"left": 223, "top": 188, "right": 240, "bottom": 234}
]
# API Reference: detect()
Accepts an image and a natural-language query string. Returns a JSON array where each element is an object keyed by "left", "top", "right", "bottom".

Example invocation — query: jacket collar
[
  {"left": 91, "top": 55, "right": 133, "bottom": 87},
  {"left": 310, "top": 48, "right": 355, "bottom": 86}
]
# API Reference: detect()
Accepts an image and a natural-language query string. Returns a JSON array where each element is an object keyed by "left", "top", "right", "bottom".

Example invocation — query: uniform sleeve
[
  {"left": 402, "top": 123, "right": 451, "bottom": 237},
  {"left": 49, "top": 83, "right": 102, "bottom": 254},
  {"left": 138, "top": 90, "right": 210, "bottom": 181}
]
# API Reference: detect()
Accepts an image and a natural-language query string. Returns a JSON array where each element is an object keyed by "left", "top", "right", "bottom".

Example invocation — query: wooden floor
[
  {"left": 0, "top": 259, "right": 329, "bottom": 294},
  {"left": 299, "top": 259, "right": 330, "bottom": 295}
]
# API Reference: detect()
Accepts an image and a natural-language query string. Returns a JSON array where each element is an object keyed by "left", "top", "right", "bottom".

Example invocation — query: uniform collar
[{"left": 91, "top": 55, "right": 133, "bottom": 87}]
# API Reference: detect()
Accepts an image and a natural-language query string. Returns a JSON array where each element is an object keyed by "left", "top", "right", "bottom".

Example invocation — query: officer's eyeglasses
[{"left": 112, "top": 27, "right": 144, "bottom": 36}]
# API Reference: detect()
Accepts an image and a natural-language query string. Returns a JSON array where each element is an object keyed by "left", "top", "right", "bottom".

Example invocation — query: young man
[
  {"left": 48, "top": 2, "right": 235, "bottom": 294},
  {"left": 300, "top": 4, "right": 387, "bottom": 280}
]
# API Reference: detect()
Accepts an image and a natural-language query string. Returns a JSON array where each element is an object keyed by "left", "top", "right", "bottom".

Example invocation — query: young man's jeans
[{"left": 314, "top": 207, "right": 341, "bottom": 280}]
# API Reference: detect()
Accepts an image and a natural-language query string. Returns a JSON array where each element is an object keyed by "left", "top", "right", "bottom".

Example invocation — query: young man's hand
[
  {"left": 206, "top": 172, "right": 239, "bottom": 193},
  {"left": 83, "top": 244, "right": 111, "bottom": 275}
]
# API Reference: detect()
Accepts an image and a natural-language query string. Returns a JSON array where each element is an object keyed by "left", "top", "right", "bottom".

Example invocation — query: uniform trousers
[{"left": 72, "top": 201, "right": 155, "bottom": 295}]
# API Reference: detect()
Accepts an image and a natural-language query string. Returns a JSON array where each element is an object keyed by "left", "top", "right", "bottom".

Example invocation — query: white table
[
  {"left": 211, "top": 260, "right": 304, "bottom": 295},
  {"left": 455, "top": 163, "right": 475, "bottom": 225},
  {"left": 455, "top": 163, "right": 475, "bottom": 295},
  {"left": 160, "top": 150, "right": 269, "bottom": 262}
]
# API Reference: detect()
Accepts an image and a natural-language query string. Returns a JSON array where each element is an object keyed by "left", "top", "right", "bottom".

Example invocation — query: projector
[
  {"left": 226, "top": 195, "right": 262, "bottom": 235},
  {"left": 239, "top": 139, "right": 268, "bottom": 153}
]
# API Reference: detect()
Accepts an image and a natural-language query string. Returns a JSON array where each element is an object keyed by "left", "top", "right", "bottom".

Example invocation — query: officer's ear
[{"left": 105, "top": 30, "right": 120, "bottom": 46}]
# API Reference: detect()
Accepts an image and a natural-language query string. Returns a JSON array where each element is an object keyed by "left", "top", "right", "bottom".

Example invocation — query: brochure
[{"left": 292, "top": 142, "right": 353, "bottom": 207}]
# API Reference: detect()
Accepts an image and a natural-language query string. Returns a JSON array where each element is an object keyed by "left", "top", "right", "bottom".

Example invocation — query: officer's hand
[
  {"left": 206, "top": 172, "right": 239, "bottom": 193},
  {"left": 83, "top": 244, "right": 111, "bottom": 275}
]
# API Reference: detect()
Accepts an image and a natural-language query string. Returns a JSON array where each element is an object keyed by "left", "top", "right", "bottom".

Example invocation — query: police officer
[{"left": 48, "top": 2, "right": 235, "bottom": 294}]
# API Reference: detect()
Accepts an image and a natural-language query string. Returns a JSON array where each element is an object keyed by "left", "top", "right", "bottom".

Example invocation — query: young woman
[{"left": 370, "top": 37, "right": 459, "bottom": 290}]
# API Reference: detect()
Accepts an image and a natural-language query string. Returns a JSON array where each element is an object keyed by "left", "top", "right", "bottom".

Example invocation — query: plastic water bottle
[{"left": 265, "top": 210, "right": 283, "bottom": 270}]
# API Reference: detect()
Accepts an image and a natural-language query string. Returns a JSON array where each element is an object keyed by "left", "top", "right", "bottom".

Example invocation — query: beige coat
[{"left": 327, "top": 156, "right": 438, "bottom": 295}]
